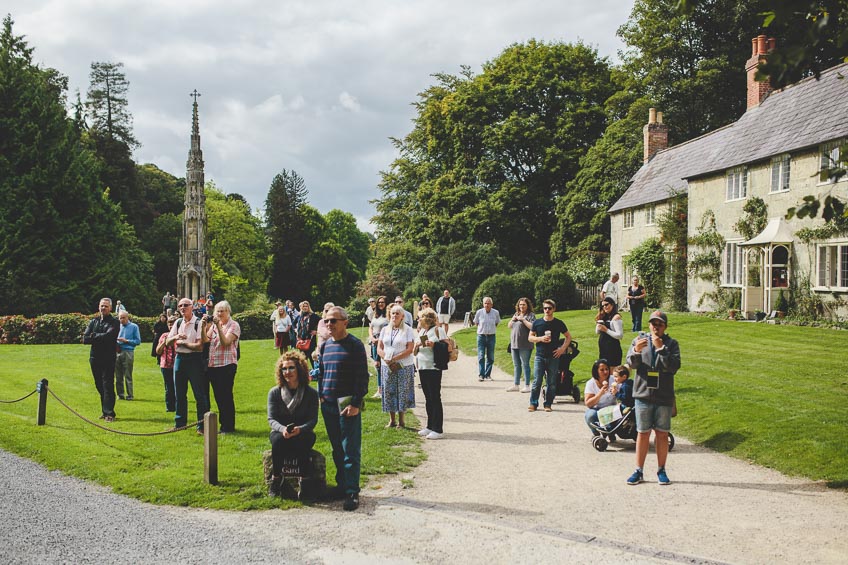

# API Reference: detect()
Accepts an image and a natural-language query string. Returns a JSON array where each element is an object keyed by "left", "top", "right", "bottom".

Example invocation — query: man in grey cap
[{"left": 624, "top": 310, "right": 680, "bottom": 486}]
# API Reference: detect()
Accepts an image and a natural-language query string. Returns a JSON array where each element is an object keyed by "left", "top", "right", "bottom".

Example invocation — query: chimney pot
[
  {"left": 757, "top": 35, "right": 767, "bottom": 55},
  {"left": 643, "top": 108, "right": 669, "bottom": 163},
  {"left": 768, "top": 37, "right": 777, "bottom": 52},
  {"left": 657, "top": 111, "right": 663, "bottom": 124},
  {"left": 751, "top": 37, "right": 758, "bottom": 56},
  {"left": 648, "top": 107, "right": 657, "bottom": 124}
]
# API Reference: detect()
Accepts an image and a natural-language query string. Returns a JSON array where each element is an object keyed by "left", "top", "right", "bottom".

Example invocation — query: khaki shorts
[{"left": 437, "top": 314, "right": 451, "bottom": 324}]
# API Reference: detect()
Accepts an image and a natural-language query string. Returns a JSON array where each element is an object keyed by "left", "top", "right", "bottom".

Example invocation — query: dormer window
[{"left": 726, "top": 167, "right": 748, "bottom": 201}]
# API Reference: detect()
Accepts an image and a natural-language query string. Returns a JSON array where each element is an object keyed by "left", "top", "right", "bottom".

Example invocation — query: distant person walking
[
  {"left": 82, "top": 298, "right": 120, "bottom": 422},
  {"left": 162, "top": 291, "right": 172, "bottom": 313},
  {"left": 435, "top": 289, "right": 456, "bottom": 334},
  {"left": 627, "top": 276, "right": 647, "bottom": 332},
  {"left": 507, "top": 297, "right": 535, "bottom": 393},
  {"left": 473, "top": 297, "right": 500, "bottom": 382},
  {"left": 115, "top": 311, "right": 141, "bottom": 401},
  {"left": 625, "top": 311, "right": 681, "bottom": 486},
  {"left": 601, "top": 273, "right": 620, "bottom": 305}
]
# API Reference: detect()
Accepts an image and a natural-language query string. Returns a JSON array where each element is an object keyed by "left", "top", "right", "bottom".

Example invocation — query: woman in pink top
[
  {"left": 155, "top": 317, "right": 177, "bottom": 412},
  {"left": 204, "top": 300, "right": 241, "bottom": 434}
]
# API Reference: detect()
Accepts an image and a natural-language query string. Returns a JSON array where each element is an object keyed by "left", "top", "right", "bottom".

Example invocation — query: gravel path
[{"left": 3, "top": 324, "right": 847, "bottom": 564}]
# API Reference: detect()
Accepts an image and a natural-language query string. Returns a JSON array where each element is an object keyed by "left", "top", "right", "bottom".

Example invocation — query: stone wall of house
[
  {"left": 609, "top": 201, "right": 669, "bottom": 296},
  {"left": 686, "top": 147, "right": 845, "bottom": 314}
]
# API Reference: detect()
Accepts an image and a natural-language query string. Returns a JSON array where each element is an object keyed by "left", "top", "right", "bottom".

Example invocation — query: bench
[{"left": 262, "top": 449, "right": 326, "bottom": 501}]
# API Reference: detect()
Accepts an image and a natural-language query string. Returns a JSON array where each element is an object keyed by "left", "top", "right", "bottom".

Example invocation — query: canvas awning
[{"left": 740, "top": 217, "right": 794, "bottom": 246}]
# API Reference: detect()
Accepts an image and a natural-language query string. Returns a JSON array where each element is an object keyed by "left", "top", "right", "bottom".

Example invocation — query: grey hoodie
[{"left": 626, "top": 333, "right": 681, "bottom": 406}]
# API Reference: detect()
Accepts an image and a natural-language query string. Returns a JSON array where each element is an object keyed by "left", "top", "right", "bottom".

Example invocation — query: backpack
[{"left": 446, "top": 336, "right": 458, "bottom": 362}]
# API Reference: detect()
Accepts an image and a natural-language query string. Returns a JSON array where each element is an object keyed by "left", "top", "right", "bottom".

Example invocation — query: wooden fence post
[
  {"left": 203, "top": 412, "right": 218, "bottom": 485},
  {"left": 36, "top": 379, "right": 48, "bottom": 426}
]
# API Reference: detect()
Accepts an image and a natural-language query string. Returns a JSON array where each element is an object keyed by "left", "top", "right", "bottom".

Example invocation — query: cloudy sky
[{"left": 7, "top": 1, "right": 635, "bottom": 231}]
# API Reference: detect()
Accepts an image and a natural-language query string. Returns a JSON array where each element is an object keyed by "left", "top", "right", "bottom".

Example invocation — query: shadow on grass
[{"left": 701, "top": 431, "right": 747, "bottom": 452}]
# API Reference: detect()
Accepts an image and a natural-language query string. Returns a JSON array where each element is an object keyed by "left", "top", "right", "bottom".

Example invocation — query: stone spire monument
[{"left": 177, "top": 90, "right": 211, "bottom": 301}]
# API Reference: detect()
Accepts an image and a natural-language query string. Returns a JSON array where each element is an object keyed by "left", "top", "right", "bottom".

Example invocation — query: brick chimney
[
  {"left": 746, "top": 35, "right": 776, "bottom": 109},
  {"left": 643, "top": 107, "right": 669, "bottom": 163}
]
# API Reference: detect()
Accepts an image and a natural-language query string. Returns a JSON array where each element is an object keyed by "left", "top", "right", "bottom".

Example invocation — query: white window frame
[
  {"left": 726, "top": 166, "right": 748, "bottom": 201},
  {"left": 815, "top": 241, "right": 848, "bottom": 290},
  {"left": 645, "top": 205, "right": 656, "bottom": 226},
  {"left": 819, "top": 141, "right": 843, "bottom": 185},
  {"left": 623, "top": 209, "right": 634, "bottom": 229},
  {"left": 723, "top": 241, "right": 743, "bottom": 287},
  {"left": 770, "top": 154, "right": 791, "bottom": 193}
]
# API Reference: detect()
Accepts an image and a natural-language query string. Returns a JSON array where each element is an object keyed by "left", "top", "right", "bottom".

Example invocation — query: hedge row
[{"left": 0, "top": 307, "right": 368, "bottom": 345}]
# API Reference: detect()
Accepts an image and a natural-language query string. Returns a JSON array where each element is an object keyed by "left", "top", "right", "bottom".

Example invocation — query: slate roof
[{"left": 609, "top": 62, "right": 848, "bottom": 213}]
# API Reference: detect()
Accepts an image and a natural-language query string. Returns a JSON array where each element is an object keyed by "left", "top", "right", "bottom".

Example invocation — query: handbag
[{"left": 295, "top": 338, "right": 311, "bottom": 351}]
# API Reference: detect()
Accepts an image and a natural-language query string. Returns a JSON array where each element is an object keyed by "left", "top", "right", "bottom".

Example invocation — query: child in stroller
[{"left": 590, "top": 365, "right": 674, "bottom": 452}]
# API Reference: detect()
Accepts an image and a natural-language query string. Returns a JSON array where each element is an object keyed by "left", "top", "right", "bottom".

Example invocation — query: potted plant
[{"left": 774, "top": 290, "right": 788, "bottom": 319}]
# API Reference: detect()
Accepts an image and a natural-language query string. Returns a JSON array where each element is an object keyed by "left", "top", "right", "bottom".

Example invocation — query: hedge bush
[
  {"left": 472, "top": 274, "right": 525, "bottom": 315},
  {"left": 534, "top": 264, "right": 577, "bottom": 311}
]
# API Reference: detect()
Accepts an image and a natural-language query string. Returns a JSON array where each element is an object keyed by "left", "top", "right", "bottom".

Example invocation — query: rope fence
[
  {"left": 0, "top": 379, "right": 218, "bottom": 485},
  {"left": 0, "top": 389, "right": 38, "bottom": 403}
]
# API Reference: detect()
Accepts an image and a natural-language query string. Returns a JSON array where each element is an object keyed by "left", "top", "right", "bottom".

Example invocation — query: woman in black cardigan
[{"left": 267, "top": 350, "right": 318, "bottom": 497}]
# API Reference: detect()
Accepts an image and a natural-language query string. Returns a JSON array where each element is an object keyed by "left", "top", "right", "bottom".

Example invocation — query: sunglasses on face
[
  {"left": 325, "top": 318, "right": 345, "bottom": 324},
  {"left": 178, "top": 304, "right": 191, "bottom": 309},
  {"left": 543, "top": 306, "right": 553, "bottom": 311},
  {"left": 281, "top": 366, "right": 297, "bottom": 373}
]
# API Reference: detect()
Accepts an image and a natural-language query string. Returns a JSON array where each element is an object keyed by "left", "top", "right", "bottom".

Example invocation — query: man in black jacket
[{"left": 82, "top": 298, "right": 120, "bottom": 422}]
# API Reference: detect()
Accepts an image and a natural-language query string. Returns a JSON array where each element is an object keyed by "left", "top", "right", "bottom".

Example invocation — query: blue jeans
[
  {"left": 584, "top": 407, "right": 601, "bottom": 435},
  {"left": 530, "top": 355, "right": 559, "bottom": 407},
  {"left": 173, "top": 353, "right": 209, "bottom": 430},
  {"left": 511, "top": 348, "right": 532, "bottom": 386},
  {"left": 631, "top": 304, "right": 644, "bottom": 332},
  {"left": 477, "top": 334, "right": 496, "bottom": 378},
  {"left": 321, "top": 400, "right": 362, "bottom": 495},
  {"left": 370, "top": 342, "right": 381, "bottom": 389}
]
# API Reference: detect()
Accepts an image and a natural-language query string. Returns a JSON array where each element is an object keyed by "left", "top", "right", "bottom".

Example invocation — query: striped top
[{"left": 318, "top": 334, "right": 369, "bottom": 408}]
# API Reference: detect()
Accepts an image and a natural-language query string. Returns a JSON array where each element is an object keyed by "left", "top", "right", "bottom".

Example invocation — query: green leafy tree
[
  {"left": 374, "top": 40, "right": 615, "bottom": 265},
  {"left": 145, "top": 212, "right": 182, "bottom": 294},
  {"left": 324, "top": 209, "right": 371, "bottom": 281},
  {"left": 618, "top": 0, "right": 764, "bottom": 143},
  {"left": 206, "top": 185, "right": 268, "bottom": 311},
  {"left": 688, "top": 210, "right": 729, "bottom": 309}
]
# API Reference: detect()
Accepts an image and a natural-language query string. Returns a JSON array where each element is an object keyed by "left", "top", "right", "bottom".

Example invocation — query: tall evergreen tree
[
  {"left": 0, "top": 16, "right": 156, "bottom": 315},
  {"left": 86, "top": 61, "right": 137, "bottom": 147},
  {"left": 265, "top": 169, "right": 309, "bottom": 300}
]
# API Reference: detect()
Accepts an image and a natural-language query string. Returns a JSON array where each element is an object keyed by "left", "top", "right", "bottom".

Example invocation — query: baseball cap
[{"left": 648, "top": 310, "right": 668, "bottom": 325}]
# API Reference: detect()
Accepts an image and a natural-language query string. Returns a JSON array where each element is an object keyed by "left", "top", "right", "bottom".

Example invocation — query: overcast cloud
[{"left": 6, "top": 1, "right": 635, "bottom": 231}]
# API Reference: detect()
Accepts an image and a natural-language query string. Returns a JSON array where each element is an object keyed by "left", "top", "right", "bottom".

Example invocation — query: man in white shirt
[
  {"left": 473, "top": 297, "right": 500, "bottom": 382},
  {"left": 601, "top": 273, "right": 620, "bottom": 305},
  {"left": 166, "top": 298, "right": 210, "bottom": 433}
]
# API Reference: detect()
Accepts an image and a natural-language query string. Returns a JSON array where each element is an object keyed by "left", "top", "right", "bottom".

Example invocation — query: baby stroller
[
  {"left": 540, "top": 340, "right": 581, "bottom": 405},
  {"left": 589, "top": 406, "right": 676, "bottom": 452}
]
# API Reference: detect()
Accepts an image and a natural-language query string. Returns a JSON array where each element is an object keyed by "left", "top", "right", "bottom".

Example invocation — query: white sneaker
[
  {"left": 425, "top": 431, "right": 444, "bottom": 440},
  {"left": 418, "top": 428, "right": 432, "bottom": 437},
  {"left": 372, "top": 391, "right": 382, "bottom": 399},
  {"left": 505, "top": 385, "right": 519, "bottom": 392},
  {"left": 520, "top": 385, "right": 531, "bottom": 393}
]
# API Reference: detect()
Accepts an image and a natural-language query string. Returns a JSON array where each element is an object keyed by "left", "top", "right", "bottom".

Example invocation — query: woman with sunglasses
[
  {"left": 368, "top": 296, "right": 389, "bottom": 398},
  {"left": 595, "top": 296, "right": 624, "bottom": 367},
  {"left": 377, "top": 305, "right": 416, "bottom": 428},
  {"left": 267, "top": 350, "right": 318, "bottom": 498}
]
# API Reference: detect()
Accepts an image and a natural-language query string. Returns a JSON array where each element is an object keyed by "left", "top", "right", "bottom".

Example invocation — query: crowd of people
[
  {"left": 82, "top": 277, "right": 679, "bottom": 513},
  {"left": 471, "top": 278, "right": 681, "bottom": 486}
]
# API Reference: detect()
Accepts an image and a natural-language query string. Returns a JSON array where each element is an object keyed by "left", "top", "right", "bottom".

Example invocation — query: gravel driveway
[{"left": 2, "top": 325, "right": 847, "bottom": 564}]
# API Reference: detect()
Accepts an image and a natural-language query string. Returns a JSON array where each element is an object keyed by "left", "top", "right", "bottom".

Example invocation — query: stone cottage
[{"left": 609, "top": 36, "right": 848, "bottom": 316}]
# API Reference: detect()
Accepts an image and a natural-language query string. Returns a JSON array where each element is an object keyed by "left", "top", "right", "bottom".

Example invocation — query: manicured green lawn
[
  {"left": 453, "top": 310, "right": 848, "bottom": 487},
  {"left": 0, "top": 333, "right": 423, "bottom": 509}
]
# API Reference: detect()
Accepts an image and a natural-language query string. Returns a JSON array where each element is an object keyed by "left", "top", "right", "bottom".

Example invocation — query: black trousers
[
  {"left": 89, "top": 355, "right": 117, "bottom": 418},
  {"left": 269, "top": 429, "right": 317, "bottom": 475},
  {"left": 208, "top": 364, "right": 237, "bottom": 432},
  {"left": 419, "top": 369, "right": 444, "bottom": 433}
]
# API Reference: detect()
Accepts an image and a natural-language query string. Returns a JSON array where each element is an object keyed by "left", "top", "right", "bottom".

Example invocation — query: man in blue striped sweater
[{"left": 318, "top": 306, "right": 369, "bottom": 511}]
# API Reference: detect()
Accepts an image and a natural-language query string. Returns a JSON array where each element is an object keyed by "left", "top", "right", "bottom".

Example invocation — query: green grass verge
[
  {"left": 0, "top": 333, "right": 424, "bottom": 509},
  {"left": 453, "top": 310, "right": 848, "bottom": 488}
]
